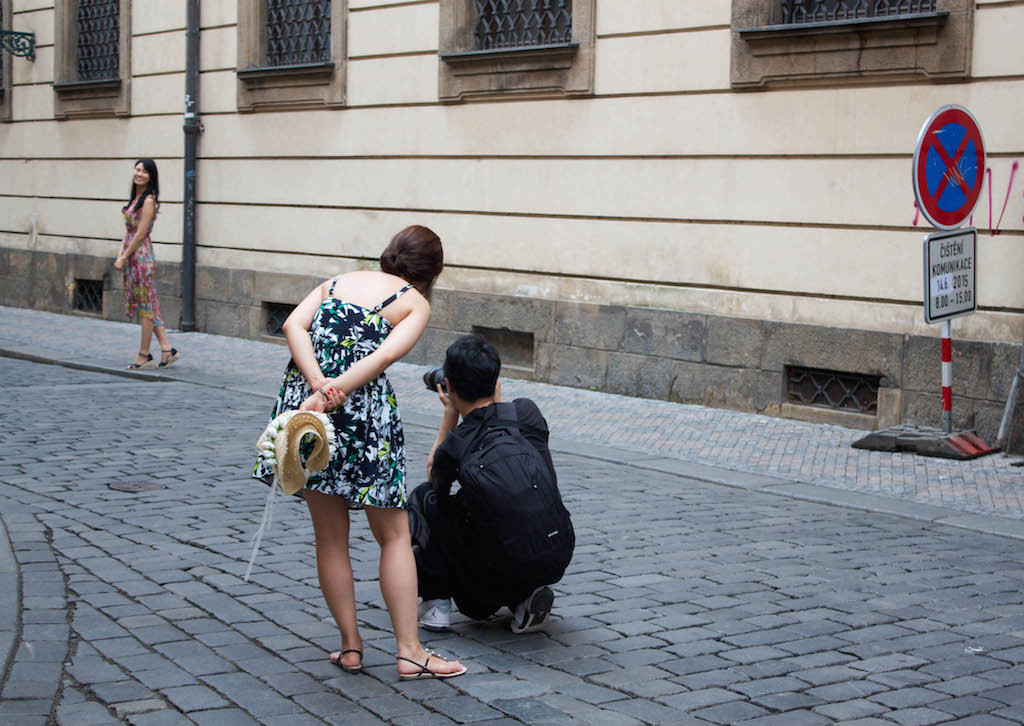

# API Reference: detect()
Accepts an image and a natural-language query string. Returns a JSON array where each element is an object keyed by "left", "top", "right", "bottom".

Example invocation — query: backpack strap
[{"left": 372, "top": 284, "right": 413, "bottom": 313}]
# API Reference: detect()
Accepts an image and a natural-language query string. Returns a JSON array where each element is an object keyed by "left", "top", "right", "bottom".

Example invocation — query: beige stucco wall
[{"left": 0, "top": 0, "right": 1021, "bottom": 347}]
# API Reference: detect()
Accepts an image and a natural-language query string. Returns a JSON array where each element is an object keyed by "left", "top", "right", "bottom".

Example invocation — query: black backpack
[{"left": 449, "top": 403, "right": 574, "bottom": 578}]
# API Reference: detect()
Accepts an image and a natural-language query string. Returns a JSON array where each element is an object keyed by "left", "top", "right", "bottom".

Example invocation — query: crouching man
[{"left": 407, "top": 335, "right": 574, "bottom": 633}]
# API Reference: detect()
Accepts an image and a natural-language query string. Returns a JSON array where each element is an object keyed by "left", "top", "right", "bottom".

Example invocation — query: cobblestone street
[{"left": 4, "top": 350, "right": 1024, "bottom": 725}]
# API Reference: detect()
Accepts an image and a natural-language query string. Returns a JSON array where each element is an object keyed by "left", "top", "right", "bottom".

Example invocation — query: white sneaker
[
  {"left": 510, "top": 586, "right": 554, "bottom": 634},
  {"left": 418, "top": 598, "right": 452, "bottom": 632}
]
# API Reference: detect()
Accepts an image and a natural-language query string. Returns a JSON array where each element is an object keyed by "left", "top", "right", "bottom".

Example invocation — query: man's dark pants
[{"left": 408, "top": 482, "right": 534, "bottom": 621}]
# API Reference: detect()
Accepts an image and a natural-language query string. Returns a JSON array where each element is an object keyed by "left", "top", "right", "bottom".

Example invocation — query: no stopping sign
[{"left": 912, "top": 105, "right": 986, "bottom": 230}]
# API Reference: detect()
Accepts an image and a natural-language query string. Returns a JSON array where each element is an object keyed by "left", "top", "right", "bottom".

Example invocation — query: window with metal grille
[
  {"left": 264, "top": 302, "right": 296, "bottom": 337},
  {"left": 779, "top": 0, "right": 936, "bottom": 24},
  {"left": 474, "top": 0, "right": 572, "bottom": 51},
  {"left": 786, "top": 365, "right": 881, "bottom": 414},
  {"left": 266, "top": 0, "right": 331, "bottom": 67},
  {"left": 76, "top": 0, "right": 119, "bottom": 81},
  {"left": 73, "top": 279, "right": 103, "bottom": 314}
]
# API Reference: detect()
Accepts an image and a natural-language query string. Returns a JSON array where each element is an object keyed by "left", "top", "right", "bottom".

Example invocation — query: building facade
[{"left": 1, "top": 0, "right": 1022, "bottom": 448}]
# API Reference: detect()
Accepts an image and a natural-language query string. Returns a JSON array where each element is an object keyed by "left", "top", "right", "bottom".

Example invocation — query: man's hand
[{"left": 437, "top": 383, "right": 455, "bottom": 413}]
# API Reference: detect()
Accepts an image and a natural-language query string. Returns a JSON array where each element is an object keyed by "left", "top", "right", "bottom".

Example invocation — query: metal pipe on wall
[{"left": 181, "top": 0, "right": 200, "bottom": 331}]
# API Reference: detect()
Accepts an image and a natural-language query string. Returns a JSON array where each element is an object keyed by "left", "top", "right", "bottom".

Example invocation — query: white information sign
[{"left": 923, "top": 227, "right": 977, "bottom": 324}]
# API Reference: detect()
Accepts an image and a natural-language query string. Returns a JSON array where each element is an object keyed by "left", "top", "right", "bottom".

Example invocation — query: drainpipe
[{"left": 181, "top": 0, "right": 201, "bottom": 331}]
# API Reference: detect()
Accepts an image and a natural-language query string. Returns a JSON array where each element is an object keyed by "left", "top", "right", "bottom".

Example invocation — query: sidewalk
[{"left": 1, "top": 304, "right": 1022, "bottom": 537}]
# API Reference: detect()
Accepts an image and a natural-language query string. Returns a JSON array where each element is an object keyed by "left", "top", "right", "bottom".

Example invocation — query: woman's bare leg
[
  {"left": 364, "top": 505, "right": 464, "bottom": 676},
  {"left": 306, "top": 491, "right": 362, "bottom": 669},
  {"left": 154, "top": 322, "right": 171, "bottom": 351}
]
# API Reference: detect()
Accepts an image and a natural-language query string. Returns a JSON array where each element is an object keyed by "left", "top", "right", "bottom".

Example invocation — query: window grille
[
  {"left": 474, "top": 0, "right": 572, "bottom": 51},
  {"left": 73, "top": 279, "right": 103, "bottom": 314},
  {"left": 76, "top": 0, "right": 120, "bottom": 81},
  {"left": 786, "top": 365, "right": 880, "bottom": 414},
  {"left": 780, "top": 0, "right": 936, "bottom": 24},
  {"left": 264, "top": 302, "right": 296, "bottom": 337},
  {"left": 266, "top": 0, "right": 331, "bottom": 67}
]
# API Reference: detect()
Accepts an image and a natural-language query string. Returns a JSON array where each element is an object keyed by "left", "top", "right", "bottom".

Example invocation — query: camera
[{"left": 423, "top": 366, "right": 446, "bottom": 393}]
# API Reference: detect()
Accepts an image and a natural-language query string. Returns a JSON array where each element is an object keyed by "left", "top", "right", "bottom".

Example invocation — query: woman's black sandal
[
  {"left": 127, "top": 353, "right": 153, "bottom": 370},
  {"left": 331, "top": 649, "right": 363, "bottom": 673},
  {"left": 158, "top": 348, "right": 179, "bottom": 368},
  {"left": 397, "top": 654, "right": 467, "bottom": 680}
]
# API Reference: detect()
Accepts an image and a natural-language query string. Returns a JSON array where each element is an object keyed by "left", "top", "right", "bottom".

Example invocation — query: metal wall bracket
[{"left": 0, "top": 30, "right": 35, "bottom": 62}]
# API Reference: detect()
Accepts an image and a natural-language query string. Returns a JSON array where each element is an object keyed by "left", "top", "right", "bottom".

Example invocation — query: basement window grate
[
  {"left": 73, "top": 279, "right": 104, "bottom": 313},
  {"left": 786, "top": 365, "right": 880, "bottom": 414},
  {"left": 471, "top": 326, "right": 535, "bottom": 371},
  {"left": 264, "top": 302, "right": 296, "bottom": 337}
]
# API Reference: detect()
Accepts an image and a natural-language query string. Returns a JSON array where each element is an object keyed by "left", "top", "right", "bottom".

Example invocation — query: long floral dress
[
  {"left": 253, "top": 279, "right": 412, "bottom": 509},
  {"left": 120, "top": 195, "right": 163, "bottom": 326}
]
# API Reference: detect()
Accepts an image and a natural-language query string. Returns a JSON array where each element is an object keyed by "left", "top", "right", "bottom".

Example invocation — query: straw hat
[{"left": 256, "top": 410, "right": 336, "bottom": 495}]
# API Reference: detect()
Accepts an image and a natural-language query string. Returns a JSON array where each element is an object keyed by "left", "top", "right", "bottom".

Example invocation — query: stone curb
[
  {"left": 0, "top": 512, "right": 19, "bottom": 691},
  {"left": 4, "top": 347, "right": 1024, "bottom": 546},
  {"left": 0, "top": 497, "right": 69, "bottom": 726}
]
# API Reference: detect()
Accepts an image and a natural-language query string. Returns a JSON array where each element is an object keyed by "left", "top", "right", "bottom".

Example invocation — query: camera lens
[{"left": 423, "top": 366, "right": 446, "bottom": 392}]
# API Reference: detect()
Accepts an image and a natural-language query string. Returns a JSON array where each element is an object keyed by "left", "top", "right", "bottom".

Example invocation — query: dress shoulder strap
[
  {"left": 327, "top": 276, "right": 341, "bottom": 298},
  {"left": 372, "top": 284, "right": 413, "bottom": 313}
]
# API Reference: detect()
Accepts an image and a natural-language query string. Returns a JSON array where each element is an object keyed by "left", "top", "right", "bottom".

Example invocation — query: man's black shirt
[{"left": 429, "top": 398, "right": 555, "bottom": 497}]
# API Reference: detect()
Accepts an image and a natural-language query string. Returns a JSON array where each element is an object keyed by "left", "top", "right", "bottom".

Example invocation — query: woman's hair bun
[{"left": 379, "top": 226, "right": 443, "bottom": 298}]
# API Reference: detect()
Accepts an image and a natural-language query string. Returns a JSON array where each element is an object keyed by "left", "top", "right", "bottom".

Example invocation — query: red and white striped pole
[{"left": 941, "top": 319, "right": 952, "bottom": 434}]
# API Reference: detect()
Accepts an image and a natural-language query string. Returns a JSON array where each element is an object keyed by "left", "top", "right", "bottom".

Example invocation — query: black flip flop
[
  {"left": 330, "top": 649, "right": 363, "bottom": 673},
  {"left": 397, "top": 654, "right": 467, "bottom": 680}
]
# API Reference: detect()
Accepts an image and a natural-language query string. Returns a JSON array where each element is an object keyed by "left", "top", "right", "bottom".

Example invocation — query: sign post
[
  {"left": 853, "top": 105, "right": 998, "bottom": 460},
  {"left": 912, "top": 105, "right": 984, "bottom": 435}
]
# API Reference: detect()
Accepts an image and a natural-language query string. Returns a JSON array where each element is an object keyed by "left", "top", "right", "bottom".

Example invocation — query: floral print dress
[
  {"left": 120, "top": 195, "right": 163, "bottom": 326},
  {"left": 253, "top": 279, "right": 412, "bottom": 509}
]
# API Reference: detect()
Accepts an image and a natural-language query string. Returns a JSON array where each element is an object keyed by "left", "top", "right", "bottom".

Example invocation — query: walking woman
[
  {"left": 253, "top": 226, "right": 465, "bottom": 680},
  {"left": 115, "top": 158, "right": 179, "bottom": 369}
]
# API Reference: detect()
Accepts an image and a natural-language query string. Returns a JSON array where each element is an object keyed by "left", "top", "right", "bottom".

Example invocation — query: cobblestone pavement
[
  {"left": 0, "top": 306, "right": 1021, "bottom": 530},
  {"left": 4, "top": 344, "right": 1024, "bottom": 723}
]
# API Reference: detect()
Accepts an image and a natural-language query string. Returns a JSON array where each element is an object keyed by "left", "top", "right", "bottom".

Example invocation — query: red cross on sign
[{"left": 912, "top": 105, "right": 986, "bottom": 230}]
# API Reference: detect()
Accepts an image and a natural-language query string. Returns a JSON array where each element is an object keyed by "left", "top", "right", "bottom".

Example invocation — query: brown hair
[{"left": 380, "top": 225, "right": 444, "bottom": 298}]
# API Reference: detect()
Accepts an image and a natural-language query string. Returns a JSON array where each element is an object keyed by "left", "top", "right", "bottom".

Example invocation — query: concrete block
[
  {"left": 0, "top": 247, "right": 8, "bottom": 276},
  {"left": 452, "top": 292, "right": 555, "bottom": 343},
  {"left": 425, "top": 288, "right": 458, "bottom": 331},
  {"left": 159, "top": 296, "right": 183, "bottom": 330},
  {"left": 903, "top": 334, "right": 991, "bottom": 399},
  {"left": 671, "top": 361, "right": 781, "bottom": 415},
  {"left": 990, "top": 342, "right": 1022, "bottom": 401},
  {"left": 975, "top": 398, "right": 1024, "bottom": 451},
  {"left": 9, "top": 248, "right": 32, "bottom": 278},
  {"left": 548, "top": 344, "right": 607, "bottom": 390},
  {"left": 31, "top": 251, "right": 69, "bottom": 313},
  {"left": 196, "top": 266, "right": 231, "bottom": 304},
  {"left": 66, "top": 253, "right": 109, "bottom": 280},
  {"left": 252, "top": 270, "right": 321, "bottom": 305},
  {"left": 623, "top": 308, "right": 705, "bottom": 361},
  {"left": 706, "top": 315, "right": 764, "bottom": 368},
  {"left": 762, "top": 321, "right": 903, "bottom": 385},
  {"left": 901, "top": 389, "right": 975, "bottom": 431},
  {"left": 606, "top": 352, "right": 672, "bottom": 401},
  {"left": 0, "top": 276, "right": 32, "bottom": 308},
  {"left": 554, "top": 302, "right": 626, "bottom": 351},
  {"left": 407, "top": 327, "right": 461, "bottom": 368},
  {"left": 200, "top": 301, "right": 256, "bottom": 339}
]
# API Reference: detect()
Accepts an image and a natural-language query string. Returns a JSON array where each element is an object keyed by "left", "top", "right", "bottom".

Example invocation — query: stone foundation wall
[{"left": 3, "top": 248, "right": 1021, "bottom": 453}]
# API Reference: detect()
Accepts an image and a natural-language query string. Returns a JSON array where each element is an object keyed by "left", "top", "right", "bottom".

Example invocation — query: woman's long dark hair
[
  {"left": 123, "top": 158, "right": 160, "bottom": 213},
  {"left": 380, "top": 225, "right": 444, "bottom": 298}
]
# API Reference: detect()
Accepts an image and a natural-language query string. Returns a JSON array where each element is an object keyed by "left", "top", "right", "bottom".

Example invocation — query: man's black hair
[{"left": 444, "top": 335, "right": 500, "bottom": 402}]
